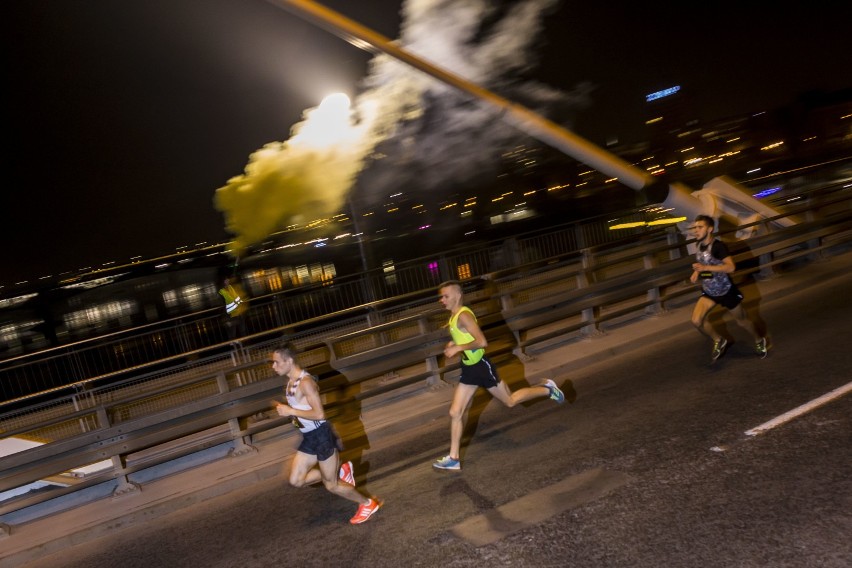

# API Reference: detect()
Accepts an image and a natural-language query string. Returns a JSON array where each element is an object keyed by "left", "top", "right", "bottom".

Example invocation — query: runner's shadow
[
  {"left": 457, "top": 353, "right": 527, "bottom": 455},
  {"left": 727, "top": 236, "right": 769, "bottom": 338},
  {"left": 459, "top": 387, "right": 492, "bottom": 457},
  {"left": 439, "top": 477, "right": 527, "bottom": 533},
  {"left": 459, "top": 355, "right": 577, "bottom": 457},
  {"left": 439, "top": 477, "right": 495, "bottom": 511},
  {"left": 335, "top": 380, "right": 371, "bottom": 481},
  {"left": 457, "top": 277, "right": 577, "bottom": 457}
]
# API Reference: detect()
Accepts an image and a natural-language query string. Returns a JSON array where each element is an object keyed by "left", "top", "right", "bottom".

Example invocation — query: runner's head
[
  {"left": 271, "top": 343, "right": 298, "bottom": 376},
  {"left": 693, "top": 215, "right": 715, "bottom": 242},
  {"left": 438, "top": 280, "right": 463, "bottom": 311}
]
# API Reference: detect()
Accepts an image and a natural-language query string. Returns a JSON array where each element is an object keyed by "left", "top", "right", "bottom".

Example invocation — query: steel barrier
[{"left": 0, "top": 207, "right": 674, "bottom": 403}]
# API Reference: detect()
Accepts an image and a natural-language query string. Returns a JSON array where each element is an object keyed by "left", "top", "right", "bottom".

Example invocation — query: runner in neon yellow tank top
[
  {"left": 432, "top": 280, "right": 566, "bottom": 471},
  {"left": 448, "top": 306, "right": 485, "bottom": 365}
]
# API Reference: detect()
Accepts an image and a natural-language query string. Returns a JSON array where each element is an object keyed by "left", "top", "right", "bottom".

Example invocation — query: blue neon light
[
  {"left": 646, "top": 86, "right": 681, "bottom": 102},
  {"left": 752, "top": 187, "right": 782, "bottom": 199}
]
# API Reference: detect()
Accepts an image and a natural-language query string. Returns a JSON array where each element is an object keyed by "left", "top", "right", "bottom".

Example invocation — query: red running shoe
[
  {"left": 339, "top": 460, "right": 355, "bottom": 486},
  {"left": 350, "top": 498, "right": 382, "bottom": 524}
]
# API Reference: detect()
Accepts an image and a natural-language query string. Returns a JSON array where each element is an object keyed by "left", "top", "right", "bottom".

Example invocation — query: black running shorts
[
  {"left": 459, "top": 356, "right": 500, "bottom": 389},
  {"left": 703, "top": 283, "right": 744, "bottom": 310}
]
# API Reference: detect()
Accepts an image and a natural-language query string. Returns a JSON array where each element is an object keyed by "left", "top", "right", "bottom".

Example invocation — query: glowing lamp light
[
  {"left": 294, "top": 92, "right": 354, "bottom": 149},
  {"left": 610, "top": 217, "right": 687, "bottom": 230},
  {"left": 609, "top": 222, "right": 646, "bottom": 230},
  {"left": 319, "top": 92, "right": 351, "bottom": 116},
  {"left": 647, "top": 216, "right": 687, "bottom": 226}
]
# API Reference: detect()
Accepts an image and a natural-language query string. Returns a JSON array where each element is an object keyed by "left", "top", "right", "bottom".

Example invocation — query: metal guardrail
[
  {"left": 3, "top": 164, "right": 850, "bottom": 395},
  {"left": 0, "top": 205, "right": 667, "bottom": 404},
  {"left": 2, "top": 197, "right": 850, "bottom": 528}
]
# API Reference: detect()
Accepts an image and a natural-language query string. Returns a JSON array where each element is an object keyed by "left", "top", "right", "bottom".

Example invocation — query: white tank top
[{"left": 285, "top": 371, "right": 325, "bottom": 433}]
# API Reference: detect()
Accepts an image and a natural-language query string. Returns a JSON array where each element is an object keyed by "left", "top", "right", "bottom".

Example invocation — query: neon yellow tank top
[{"left": 448, "top": 306, "right": 485, "bottom": 365}]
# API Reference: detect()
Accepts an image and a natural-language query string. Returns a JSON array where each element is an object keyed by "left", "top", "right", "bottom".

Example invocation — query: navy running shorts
[{"left": 297, "top": 421, "right": 338, "bottom": 462}]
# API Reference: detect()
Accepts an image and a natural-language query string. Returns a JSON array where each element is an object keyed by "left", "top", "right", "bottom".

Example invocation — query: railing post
[
  {"left": 666, "top": 227, "right": 682, "bottom": 260},
  {"left": 574, "top": 223, "right": 588, "bottom": 251},
  {"left": 643, "top": 253, "right": 664, "bottom": 315},
  {"left": 364, "top": 274, "right": 382, "bottom": 327},
  {"left": 110, "top": 454, "right": 142, "bottom": 496},
  {"left": 417, "top": 315, "right": 445, "bottom": 388},
  {"left": 502, "top": 237, "right": 523, "bottom": 267},
  {"left": 227, "top": 346, "right": 249, "bottom": 386},
  {"left": 804, "top": 205, "right": 825, "bottom": 263},
  {"left": 95, "top": 407, "right": 141, "bottom": 496},
  {"left": 72, "top": 383, "right": 96, "bottom": 432},
  {"left": 425, "top": 353, "right": 444, "bottom": 388},
  {"left": 214, "top": 371, "right": 258, "bottom": 456},
  {"left": 758, "top": 219, "right": 777, "bottom": 280},
  {"left": 578, "top": 248, "right": 601, "bottom": 336}
]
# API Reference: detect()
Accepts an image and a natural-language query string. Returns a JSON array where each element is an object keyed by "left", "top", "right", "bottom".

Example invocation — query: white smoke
[{"left": 353, "top": 0, "right": 590, "bottom": 206}]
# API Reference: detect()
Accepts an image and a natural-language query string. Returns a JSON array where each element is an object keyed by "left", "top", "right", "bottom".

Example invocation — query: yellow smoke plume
[{"left": 214, "top": 94, "right": 377, "bottom": 255}]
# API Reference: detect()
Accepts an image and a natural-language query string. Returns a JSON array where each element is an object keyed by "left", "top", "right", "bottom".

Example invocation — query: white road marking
[{"left": 744, "top": 381, "right": 852, "bottom": 437}]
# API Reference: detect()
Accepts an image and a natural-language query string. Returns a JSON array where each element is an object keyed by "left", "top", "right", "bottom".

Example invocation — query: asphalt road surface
[{"left": 20, "top": 271, "right": 852, "bottom": 568}]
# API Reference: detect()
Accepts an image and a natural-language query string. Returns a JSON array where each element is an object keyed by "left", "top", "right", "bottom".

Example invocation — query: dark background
[{"left": 4, "top": 1, "right": 851, "bottom": 286}]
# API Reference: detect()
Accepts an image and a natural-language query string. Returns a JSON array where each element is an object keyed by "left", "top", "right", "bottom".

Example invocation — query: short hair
[
  {"left": 694, "top": 214, "right": 715, "bottom": 230},
  {"left": 272, "top": 342, "right": 297, "bottom": 361},
  {"left": 439, "top": 280, "right": 462, "bottom": 292}
]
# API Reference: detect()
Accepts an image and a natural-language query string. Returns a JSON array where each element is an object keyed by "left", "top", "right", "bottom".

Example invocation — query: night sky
[{"left": 4, "top": 0, "right": 851, "bottom": 288}]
